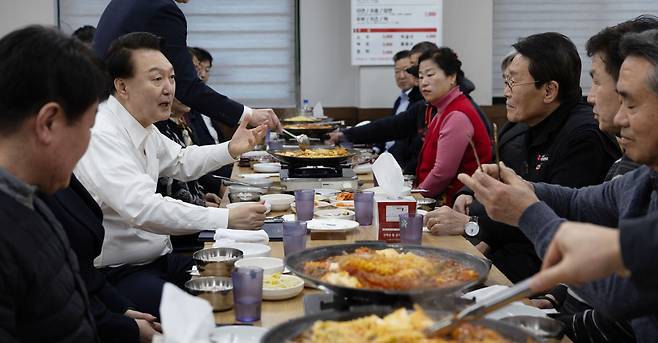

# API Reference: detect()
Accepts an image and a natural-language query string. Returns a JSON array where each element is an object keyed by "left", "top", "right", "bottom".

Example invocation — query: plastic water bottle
[{"left": 302, "top": 99, "right": 312, "bottom": 116}]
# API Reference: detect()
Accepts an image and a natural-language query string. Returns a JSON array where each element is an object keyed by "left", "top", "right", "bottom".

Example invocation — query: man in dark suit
[
  {"left": 93, "top": 0, "right": 281, "bottom": 131},
  {"left": 381, "top": 50, "right": 424, "bottom": 165}
]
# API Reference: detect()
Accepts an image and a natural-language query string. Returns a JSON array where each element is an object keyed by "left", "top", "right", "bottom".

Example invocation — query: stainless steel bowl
[
  {"left": 501, "top": 315, "right": 565, "bottom": 342},
  {"left": 229, "top": 191, "right": 262, "bottom": 203},
  {"left": 417, "top": 197, "right": 437, "bottom": 211},
  {"left": 193, "top": 247, "right": 243, "bottom": 277},
  {"left": 185, "top": 276, "right": 233, "bottom": 311}
]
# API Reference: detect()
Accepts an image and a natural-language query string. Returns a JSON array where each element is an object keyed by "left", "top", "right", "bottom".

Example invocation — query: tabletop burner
[
  {"left": 287, "top": 165, "right": 343, "bottom": 178},
  {"left": 303, "top": 291, "right": 474, "bottom": 316}
]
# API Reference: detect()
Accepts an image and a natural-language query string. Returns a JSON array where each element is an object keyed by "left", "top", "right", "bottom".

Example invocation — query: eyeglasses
[{"left": 503, "top": 78, "right": 540, "bottom": 94}]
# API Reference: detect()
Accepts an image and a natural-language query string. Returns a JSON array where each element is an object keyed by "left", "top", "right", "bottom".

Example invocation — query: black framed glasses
[{"left": 503, "top": 78, "right": 540, "bottom": 94}]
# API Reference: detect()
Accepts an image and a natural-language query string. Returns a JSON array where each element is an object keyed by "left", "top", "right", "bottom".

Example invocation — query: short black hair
[
  {"left": 586, "top": 15, "right": 658, "bottom": 82},
  {"left": 0, "top": 25, "right": 108, "bottom": 134},
  {"left": 417, "top": 47, "right": 464, "bottom": 85},
  {"left": 512, "top": 32, "right": 582, "bottom": 103},
  {"left": 410, "top": 41, "right": 438, "bottom": 57},
  {"left": 620, "top": 29, "right": 658, "bottom": 96},
  {"left": 105, "top": 32, "right": 163, "bottom": 83},
  {"left": 190, "top": 47, "right": 213, "bottom": 66},
  {"left": 72, "top": 25, "right": 96, "bottom": 44},
  {"left": 393, "top": 50, "right": 410, "bottom": 62}
]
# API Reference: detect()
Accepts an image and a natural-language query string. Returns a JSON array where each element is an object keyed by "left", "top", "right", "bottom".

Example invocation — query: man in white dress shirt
[{"left": 75, "top": 32, "right": 268, "bottom": 315}]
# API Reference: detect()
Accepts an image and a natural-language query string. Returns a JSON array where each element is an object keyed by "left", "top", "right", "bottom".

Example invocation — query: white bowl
[
  {"left": 253, "top": 162, "right": 282, "bottom": 173},
  {"left": 315, "top": 208, "right": 355, "bottom": 220},
  {"left": 213, "top": 242, "right": 272, "bottom": 258},
  {"left": 260, "top": 194, "right": 295, "bottom": 211},
  {"left": 241, "top": 178, "right": 274, "bottom": 188},
  {"left": 241, "top": 150, "right": 270, "bottom": 159},
  {"left": 353, "top": 163, "right": 372, "bottom": 174},
  {"left": 226, "top": 201, "right": 271, "bottom": 214},
  {"left": 211, "top": 326, "right": 268, "bottom": 342},
  {"left": 262, "top": 274, "right": 305, "bottom": 300},
  {"left": 227, "top": 185, "right": 267, "bottom": 194},
  {"left": 234, "top": 256, "right": 284, "bottom": 275}
]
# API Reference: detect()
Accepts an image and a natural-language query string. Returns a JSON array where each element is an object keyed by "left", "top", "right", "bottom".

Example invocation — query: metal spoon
[
  {"left": 424, "top": 278, "right": 534, "bottom": 337},
  {"left": 281, "top": 128, "right": 310, "bottom": 150}
]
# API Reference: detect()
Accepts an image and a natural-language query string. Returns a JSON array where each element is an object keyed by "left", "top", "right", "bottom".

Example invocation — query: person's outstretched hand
[{"left": 228, "top": 115, "right": 267, "bottom": 158}]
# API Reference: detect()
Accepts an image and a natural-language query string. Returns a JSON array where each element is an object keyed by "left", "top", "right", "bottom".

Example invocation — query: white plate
[
  {"left": 306, "top": 218, "right": 359, "bottom": 232},
  {"left": 213, "top": 242, "right": 272, "bottom": 257},
  {"left": 226, "top": 201, "right": 271, "bottom": 214},
  {"left": 241, "top": 150, "right": 270, "bottom": 159},
  {"left": 235, "top": 257, "right": 284, "bottom": 275},
  {"left": 315, "top": 188, "right": 340, "bottom": 197},
  {"left": 462, "top": 285, "right": 547, "bottom": 320},
  {"left": 262, "top": 274, "right": 305, "bottom": 300},
  {"left": 239, "top": 173, "right": 279, "bottom": 179},
  {"left": 353, "top": 163, "right": 372, "bottom": 174},
  {"left": 253, "top": 162, "right": 281, "bottom": 173},
  {"left": 281, "top": 214, "right": 297, "bottom": 222},
  {"left": 315, "top": 208, "right": 355, "bottom": 220},
  {"left": 327, "top": 198, "right": 354, "bottom": 209},
  {"left": 291, "top": 201, "right": 332, "bottom": 212},
  {"left": 211, "top": 325, "right": 268, "bottom": 343}
]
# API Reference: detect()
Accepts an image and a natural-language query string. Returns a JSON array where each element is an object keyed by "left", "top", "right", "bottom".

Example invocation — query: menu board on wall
[{"left": 351, "top": 0, "right": 443, "bottom": 65}]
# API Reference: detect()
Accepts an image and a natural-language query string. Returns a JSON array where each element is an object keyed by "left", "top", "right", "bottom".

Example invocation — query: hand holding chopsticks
[{"left": 457, "top": 163, "right": 538, "bottom": 227}]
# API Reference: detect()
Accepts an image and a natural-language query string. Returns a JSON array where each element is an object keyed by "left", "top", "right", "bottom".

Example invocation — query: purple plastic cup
[
  {"left": 283, "top": 221, "right": 307, "bottom": 256},
  {"left": 231, "top": 266, "right": 264, "bottom": 322},
  {"left": 399, "top": 212, "right": 423, "bottom": 245},
  {"left": 294, "top": 189, "right": 315, "bottom": 221},
  {"left": 354, "top": 191, "right": 375, "bottom": 226}
]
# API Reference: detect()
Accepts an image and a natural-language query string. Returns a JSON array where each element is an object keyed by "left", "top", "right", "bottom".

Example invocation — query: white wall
[
  {"left": 0, "top": 0, "right": 56, "bottom": 37},
  {"left": 301, "top": 0, "right": 493, "bottom": 107}
]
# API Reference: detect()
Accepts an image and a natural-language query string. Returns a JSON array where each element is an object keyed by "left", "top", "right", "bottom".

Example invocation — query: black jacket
[
  {"left": 383, "top": 87, "right": 423, "bottom": 163},
  {"left": 93, "top": 0, "right": 243, "bottom": 126},
  {"left": 0, "top": 191, "right": 98, "bottom": 342},
  {"left": 469, "top": 100, "right": 621, "bottom": 277},
  {"left": 40, "top": 176, "right": 139, "bottom": 343}
]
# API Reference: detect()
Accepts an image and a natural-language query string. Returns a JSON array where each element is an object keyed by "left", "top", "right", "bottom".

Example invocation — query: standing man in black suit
[{"left": 93, "top": 0, "right": 282, "bottom": 131}]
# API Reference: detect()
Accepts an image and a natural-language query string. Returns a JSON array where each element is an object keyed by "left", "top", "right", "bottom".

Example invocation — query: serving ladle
[
  {"left": 424, "top": 278, "right": 534, "bottom": 337},
  {"left": 281, "top": 129, "right": 311, "bottom": 150}
]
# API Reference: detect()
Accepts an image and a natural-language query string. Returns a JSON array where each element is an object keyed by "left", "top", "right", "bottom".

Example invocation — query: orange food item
[
  {"left": 303, "top": 247, "right": 478, "bottom": 290},
  {"left": 335, "top": 192, "right": 354, "bottom": 201}
]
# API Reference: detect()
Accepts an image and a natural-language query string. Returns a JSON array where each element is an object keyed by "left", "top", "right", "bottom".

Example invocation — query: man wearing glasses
[{"left": 424, "top": 32, "right": 620, "bottom": 283}]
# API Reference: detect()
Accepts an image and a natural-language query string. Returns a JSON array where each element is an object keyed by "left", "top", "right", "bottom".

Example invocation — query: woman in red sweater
[{"left": 416, "top": 47, "right": 492, "bottom": 206}]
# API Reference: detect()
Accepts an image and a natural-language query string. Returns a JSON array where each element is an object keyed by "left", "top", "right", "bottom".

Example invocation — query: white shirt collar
[{"left": 106, "top": 95, "right": 156, "bottom": 150}]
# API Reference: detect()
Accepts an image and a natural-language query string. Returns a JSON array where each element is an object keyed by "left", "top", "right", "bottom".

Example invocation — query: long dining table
[{"left": 210, "top": 161, "right": 513, "bottom": 329}]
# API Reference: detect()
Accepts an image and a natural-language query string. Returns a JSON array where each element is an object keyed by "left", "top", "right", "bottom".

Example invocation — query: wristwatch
[{"left": 464, "top": 216, "right": 479, "bottom": 237}]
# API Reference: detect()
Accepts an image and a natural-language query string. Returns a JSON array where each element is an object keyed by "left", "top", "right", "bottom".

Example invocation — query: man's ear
[
  {"left": 33, "top": 102, "right": 64, "bottom": 145},
  {"left": 114, "top": 78, "right": 128, "bottom": 99},
  {"left": 544, "top": 81, "right": 559, "bottom": 103}
]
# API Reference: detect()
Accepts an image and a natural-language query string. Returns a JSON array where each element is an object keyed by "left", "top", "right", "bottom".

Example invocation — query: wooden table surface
[{"left": 211, "top": 163, "right": 512, "bottom": 328}]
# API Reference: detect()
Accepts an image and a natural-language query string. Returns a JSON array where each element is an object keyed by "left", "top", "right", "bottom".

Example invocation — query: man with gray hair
[{"left": 459, "top": 29, "right": 658, "bottom": 340}]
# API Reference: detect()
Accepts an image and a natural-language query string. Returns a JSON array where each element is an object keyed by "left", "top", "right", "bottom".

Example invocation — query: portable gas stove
[{"left": 279, "top": 164, "right": 358, "bottom": 192}]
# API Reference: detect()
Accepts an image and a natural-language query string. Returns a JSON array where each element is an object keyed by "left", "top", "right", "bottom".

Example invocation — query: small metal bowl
[
  {"left": 229, "top": 191, "right": 262, "bottom": 203},
  {"left": 185, "top": 276, "right": 233, "bottom": 311},
  {"left": 501, "top": 315, "right": 565, "bottom": 342},
  {"left": 193, "top": 247, "right": 243, "bottom": 277},
  {"left": 416, "top": 197, "right": 437, "bottom": 211}
]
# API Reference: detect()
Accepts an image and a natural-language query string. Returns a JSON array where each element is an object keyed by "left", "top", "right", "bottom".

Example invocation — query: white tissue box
[{"left": 374, "top": 197, "right": 417, "bottom": 242}]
